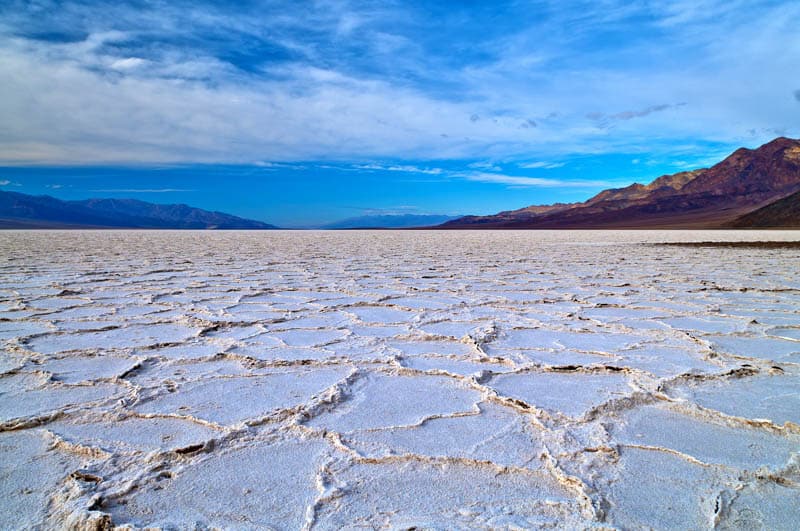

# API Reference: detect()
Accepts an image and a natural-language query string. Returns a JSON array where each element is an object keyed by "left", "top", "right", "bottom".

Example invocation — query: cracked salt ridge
[{"left": 2, "top": 230, "right": 800, "bottom": 528}]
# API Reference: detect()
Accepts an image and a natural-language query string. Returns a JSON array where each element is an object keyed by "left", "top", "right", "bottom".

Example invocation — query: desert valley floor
[{"left": 1, "top": 230, "right": 799, "bottom": 530}]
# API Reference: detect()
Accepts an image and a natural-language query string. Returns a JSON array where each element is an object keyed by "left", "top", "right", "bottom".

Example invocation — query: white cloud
[
  {"left": 0, "top": 1, "right": 797, "bottom": 166},
  {"left": 0, "top": 179, "right": 10, "bottom": 185},
  {"left": 110, "top": 57, "right": 147, "bottom": 70}
]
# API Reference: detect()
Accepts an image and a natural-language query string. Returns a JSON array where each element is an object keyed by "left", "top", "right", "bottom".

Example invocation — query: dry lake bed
[{"left": 1, "top": 230, "right": 799, "bottom": 530}]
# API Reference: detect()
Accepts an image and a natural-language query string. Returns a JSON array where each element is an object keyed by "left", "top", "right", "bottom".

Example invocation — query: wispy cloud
[
  {"left": 517, "top": 161, "right": 566, "bottom": 169},
  {"left": 354, "top": 164, "right": 443, "bottom": 175},
  {"left": 462, "top": 172, "right": 620, "bottom": 188},
  {"left": 468, "top": 161, "right": 502, "bottom": 171},
  {"left": 0, "top": 179, "right": 10, "bottom": 185},
  {"left": 586, "top": 103, "right": 686, "bottom": 129}
]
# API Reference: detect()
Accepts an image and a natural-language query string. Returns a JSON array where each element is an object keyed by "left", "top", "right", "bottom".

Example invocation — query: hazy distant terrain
[
  {"left": 1, "top": 230, "right": 798, "bottom": 529},
  {"left": 322, "top": 213, "right": 459, "bottom": 229},
  {"left": 0, "top": 191, "right": 276, "bottom": 229}
]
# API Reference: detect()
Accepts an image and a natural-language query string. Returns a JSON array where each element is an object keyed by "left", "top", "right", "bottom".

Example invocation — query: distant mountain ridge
[
  {"left": 322, "top": 213, "right": 459, "bottom": 229},
  {"left": 0, "top": 191, "right": 277, "bottom": 229},
  {"left": 441, "top": 137, "right": 800, "bottom": 229}
]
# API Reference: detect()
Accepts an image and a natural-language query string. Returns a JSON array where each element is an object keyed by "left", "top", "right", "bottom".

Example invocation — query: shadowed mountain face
[
  {"left": 442, "top": 137, "right": 800, "bottom": 229},
  {"left": 728, "top": 189, "right": 800, "bottom": 228},
  {"left": 0, "top": 192, "right": 277, "bottom": 229}
]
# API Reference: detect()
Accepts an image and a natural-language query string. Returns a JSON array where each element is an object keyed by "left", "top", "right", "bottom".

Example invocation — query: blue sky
[{"left": 1, "top": 0, "right": 798, "bottom": 226}]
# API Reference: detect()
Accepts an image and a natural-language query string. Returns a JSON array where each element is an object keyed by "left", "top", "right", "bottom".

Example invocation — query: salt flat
[{"left": 0, "top": 230, "right": 799, "bottom": 530}]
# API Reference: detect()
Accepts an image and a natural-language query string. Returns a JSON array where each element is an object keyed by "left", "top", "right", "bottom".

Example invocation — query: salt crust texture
[{"left": 0, "top": 230, "right": 799, "bottom": 530}]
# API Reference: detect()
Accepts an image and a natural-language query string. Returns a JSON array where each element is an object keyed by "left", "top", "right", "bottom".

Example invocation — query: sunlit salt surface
[{"left": 1, "top": 229, "right": 799, "bottom": 529}]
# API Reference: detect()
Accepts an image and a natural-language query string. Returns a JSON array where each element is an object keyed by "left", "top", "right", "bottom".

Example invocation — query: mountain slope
[
  {"left": 322, "top": 214, "right": 459, "bottom": 229},
  {"left": 442, "top": 137, "right": 800, "bottom": 229},
  {"left": 728, "top": 189, "right": 800, "bottom": 228},
  {"left": 0, "top": 191, "right": 277, "bottom": 229}
]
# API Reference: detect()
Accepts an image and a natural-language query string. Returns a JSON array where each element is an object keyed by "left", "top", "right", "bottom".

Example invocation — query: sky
[{"left": 1, "top": 0, "right": 799, "bottom": 227}]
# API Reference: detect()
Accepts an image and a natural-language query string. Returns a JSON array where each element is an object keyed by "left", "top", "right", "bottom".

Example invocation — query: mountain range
[
  {"left": 441, "top": 137, "right": 800, "bottom": 229},
  {"left": 3, "top": 137, "right": 799, "bottom": 230},
  {"left": 0, "top": 192, "right": 276, "bottom": 229}
]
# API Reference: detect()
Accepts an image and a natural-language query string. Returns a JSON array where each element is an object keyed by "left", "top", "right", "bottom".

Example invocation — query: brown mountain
[{"left": 441, "top": 137, "right": 800, "bottom": 229}]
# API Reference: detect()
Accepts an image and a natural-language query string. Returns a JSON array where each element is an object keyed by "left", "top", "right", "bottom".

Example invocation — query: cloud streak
[
  {"left": 518, "top": 162, "right": 566, "bottom": 169},
  {"left": 461, "top": 172, "right": 621, "bottom": 188},
  {"left": 354, "top": 164, "right": 443, "bottom": 175}
]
